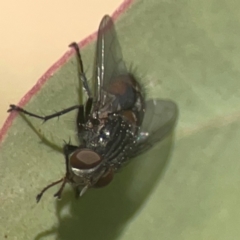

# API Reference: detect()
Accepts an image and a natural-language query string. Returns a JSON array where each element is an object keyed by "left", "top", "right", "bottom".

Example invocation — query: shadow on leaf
[{"left": 34, "top": 133, "right": 176, "bottom": 240}]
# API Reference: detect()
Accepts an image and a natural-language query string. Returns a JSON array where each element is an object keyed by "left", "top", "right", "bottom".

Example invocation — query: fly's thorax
[{"left": 88, "top": 114, "right": 137, "bottom": 152}]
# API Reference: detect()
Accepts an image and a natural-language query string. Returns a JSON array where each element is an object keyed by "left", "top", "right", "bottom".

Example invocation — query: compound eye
[
  {"left": 94, "top": 168, "right": 114, "bottom": 188},
  {"left": 70, "top": 149, "right": 102, "bottom": 170}
]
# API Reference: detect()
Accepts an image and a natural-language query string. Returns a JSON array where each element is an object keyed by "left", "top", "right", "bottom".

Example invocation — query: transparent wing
[
  {"left": 129, "top": 99, "right": 178, "bottom": 158},
  {"left": 93, "top": 15, "right": 127, "bottom": 110}
]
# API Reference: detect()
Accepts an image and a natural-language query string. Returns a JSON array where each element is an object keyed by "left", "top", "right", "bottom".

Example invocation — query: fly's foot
[{"left": 7, "top": 104, "right": 21, "bottom": 113}]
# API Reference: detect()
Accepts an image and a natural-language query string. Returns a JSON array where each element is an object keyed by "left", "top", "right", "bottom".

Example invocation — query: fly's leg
[
  {"left": 36, "top": 144, "right": 79, "bottom": 202},
  {"left": 69, "top": 42, "right": 94, "bottom": 126},
  {"left": 69, "top": 42, "right": 92, "bottom": 99},
  {"left": 53, "top": 178, "right": 68, "bottom": 200},
  {"left": 85, "top": 98, "right": 93, "bottom": 121},
  {"left": 36, "top": 178, "right": 64, "bottom": 203},
  {"left": 53, "top": 144, "right": 79, "bottom": 200},
  {"left": 76, "top": 104, "right": 85, "bottom": 133},
  {"left": 76, "top": 96, "right": 93, "bottom": 135},
  {"left": 7, "top": 104, "right": 82, "bottom": 122}
]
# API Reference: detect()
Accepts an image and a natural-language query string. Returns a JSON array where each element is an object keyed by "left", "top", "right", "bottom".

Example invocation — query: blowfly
[{"left": 8, "top": 15, "right": 177, "bottom": 202}]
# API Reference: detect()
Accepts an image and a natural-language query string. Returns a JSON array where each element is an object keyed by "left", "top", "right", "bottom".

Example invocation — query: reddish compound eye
[
  {"left": 70, "top": 149, "right": 102, "bottom": 170},
  {"left": 94, "top": 168, "right": 114, "bottom": 188}
]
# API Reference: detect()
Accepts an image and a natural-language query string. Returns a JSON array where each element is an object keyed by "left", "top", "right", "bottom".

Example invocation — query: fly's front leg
[
  {"left": 7, "top": 104, "right": 82, "bottom": 122},
  {"left": 37, "top": 143, "right": 79, "bottom": 202},
  {"left": 36, "top": 178, "right": 64, "bottom": 203}
]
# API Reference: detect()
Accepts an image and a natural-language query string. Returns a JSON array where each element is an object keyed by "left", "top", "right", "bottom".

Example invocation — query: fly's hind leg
[{"left": 69, "top": 42, "right": 93, "bottom": 127}]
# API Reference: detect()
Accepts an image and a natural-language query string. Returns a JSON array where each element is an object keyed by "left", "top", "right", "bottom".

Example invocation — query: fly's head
[{"left": 67, "top": 147, "right": 114, "bottom": 197}]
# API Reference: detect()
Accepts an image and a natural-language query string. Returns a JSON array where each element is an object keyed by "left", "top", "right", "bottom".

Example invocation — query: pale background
[{"left": 0, "top": 0, "right": 123, "bottom": 128}]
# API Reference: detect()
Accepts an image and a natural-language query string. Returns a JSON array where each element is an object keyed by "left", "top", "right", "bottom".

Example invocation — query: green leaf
[{"left": 1, "top": 0, "right": 240, "bottom": 239}]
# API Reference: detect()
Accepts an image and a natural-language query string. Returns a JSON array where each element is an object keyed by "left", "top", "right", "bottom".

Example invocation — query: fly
[{"left": 7, "top": 15, "right": 178, "bottom": 202}]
